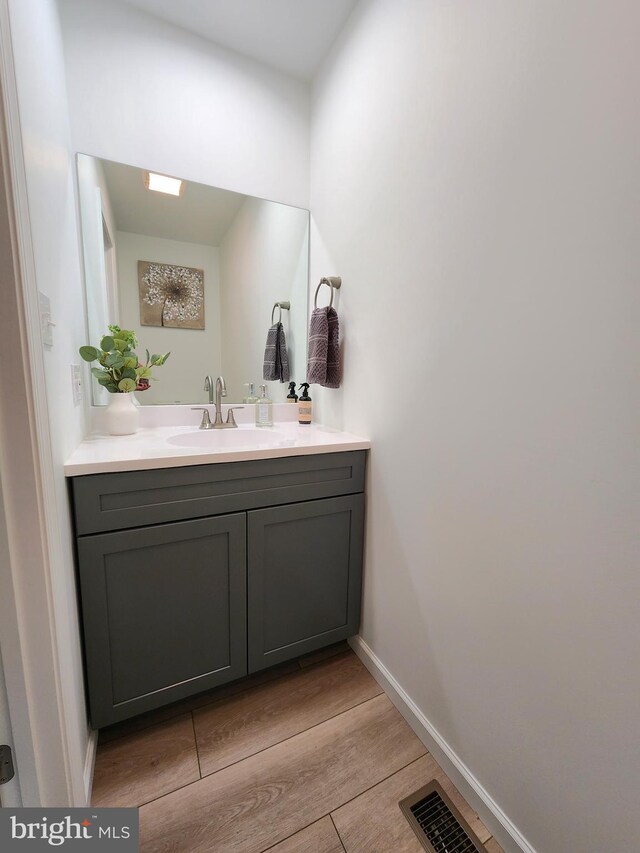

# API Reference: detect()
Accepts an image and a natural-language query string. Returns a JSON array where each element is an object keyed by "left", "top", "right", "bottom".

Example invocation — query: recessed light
[{"left": 144, "top": 172, "right": 184, "bottom": 196}]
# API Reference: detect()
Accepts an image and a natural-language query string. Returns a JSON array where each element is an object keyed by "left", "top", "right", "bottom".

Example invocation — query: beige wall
[
  {"left": 58, "top": 0, "right": 309, "bottom": 209},
  {"left": 58, "top": 0, "right": 312, "bottom": 405},
  {"left": 116, "top": 231, "right": 222, "bottom": 405},
  {"left": 310, "top": 2, "right": 640, "bottom": 851},
  {"left": 76, "top": 153, "right": 118, "bottom": 405},
  {"left": 219, "top": 196, "right": 309, "bottom": 402}
]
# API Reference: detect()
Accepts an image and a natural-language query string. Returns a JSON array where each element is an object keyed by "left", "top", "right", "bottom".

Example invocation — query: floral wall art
[{"left": 138, "top": 260, "right": 205, "bottom": 329}]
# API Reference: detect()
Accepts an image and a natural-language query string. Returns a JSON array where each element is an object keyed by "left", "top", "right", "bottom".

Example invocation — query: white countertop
[{"left": 64, "top": 421, "right": 371, "bottom": 476}]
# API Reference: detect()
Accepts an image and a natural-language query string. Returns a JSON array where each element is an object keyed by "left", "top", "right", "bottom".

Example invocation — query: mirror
[{"left": 76, "top": 154, "right": 309, "bottom": 405}]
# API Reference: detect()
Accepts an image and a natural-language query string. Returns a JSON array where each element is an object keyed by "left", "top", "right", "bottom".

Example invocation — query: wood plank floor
[
  {"left": 92, "top": 714, "right": 199, "bottom": 808},
  {"left": 193, "top": 651, "right": 383, "bottom": 776},
  {"left": 91, "top": 645, "right": 505, "bottom": 853}
]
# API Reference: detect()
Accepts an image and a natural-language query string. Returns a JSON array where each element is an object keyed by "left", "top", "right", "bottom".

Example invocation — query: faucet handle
[
  {"left": 191, "top": 407, "right": 213, "bottom": 429},
  {"left": 225, "top": 407, "right": 244, "bottom": 427}
]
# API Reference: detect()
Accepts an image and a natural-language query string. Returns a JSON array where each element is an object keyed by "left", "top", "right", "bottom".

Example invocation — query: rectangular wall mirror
[{"left": 76, "top": 154, "right": 309, "bottom": 405}]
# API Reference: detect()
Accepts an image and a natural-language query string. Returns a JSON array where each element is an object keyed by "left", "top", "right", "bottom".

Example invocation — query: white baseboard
[
  {"left": 348, "top": 636, "right": 537, "bottom": 853},
  {"left": 83, "top": 730, "right": 98, "bottom": 806}
]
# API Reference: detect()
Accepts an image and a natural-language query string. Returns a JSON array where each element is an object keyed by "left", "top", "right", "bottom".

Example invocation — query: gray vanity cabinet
[
  {"left": 247, "top": 494, "right": 364, "bottom": 672},
  {"left": 77, "top": 514, "right": 247, "bottom": 729},
  {"left": 71, "top": 451, "right": 366, "bottom": 729}
]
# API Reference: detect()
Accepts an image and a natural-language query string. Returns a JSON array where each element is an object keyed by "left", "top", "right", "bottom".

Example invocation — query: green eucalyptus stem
[{"left": 79, "top": 325, "right": 170, "bottom": 393}]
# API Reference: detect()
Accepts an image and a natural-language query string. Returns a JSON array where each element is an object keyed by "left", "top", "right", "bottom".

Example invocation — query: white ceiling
[
  {"left": 119, "top": 0, "right": 358, "bottom": 81},
  {"left": 102, "top": 159, "right": 247, "bottom": 245}
]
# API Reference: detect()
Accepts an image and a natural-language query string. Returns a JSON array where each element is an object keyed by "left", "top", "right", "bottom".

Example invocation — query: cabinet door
[
  {"left": 78, "top": 514, "right": 246, "bottom": 728},
  {"left": 247, "top": 494, "right": 364, "bottom": 672}
]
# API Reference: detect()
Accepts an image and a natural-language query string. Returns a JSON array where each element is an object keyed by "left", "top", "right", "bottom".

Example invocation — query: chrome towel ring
[
  {"left": 314, "top": 276, "right": 342, "bottom": 310},
  {"left": 271, "top": 301, "right": 290, "bottom": 324}
]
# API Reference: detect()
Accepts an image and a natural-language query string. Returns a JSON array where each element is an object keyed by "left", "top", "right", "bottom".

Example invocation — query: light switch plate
[
  {"left": 71, "top": 364, "right": 83, "bottom": 405},
  {"left": 38, "top": 291, "right": 54, "bottom": 347}
]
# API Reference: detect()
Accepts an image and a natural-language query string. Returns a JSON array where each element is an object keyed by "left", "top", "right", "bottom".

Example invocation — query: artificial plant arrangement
[{"left": 79, "top": 325, "right": 170, "bottom": 393}]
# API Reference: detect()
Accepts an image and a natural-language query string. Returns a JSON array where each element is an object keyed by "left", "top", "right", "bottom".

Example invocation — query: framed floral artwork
[{"left": 138, "top": 260, "right": 205, "bottom": 329}]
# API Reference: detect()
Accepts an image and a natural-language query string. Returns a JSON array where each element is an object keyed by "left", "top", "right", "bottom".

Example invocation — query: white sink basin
[{"left": 166, "top": 427, "right": 286, "bottom": 449}]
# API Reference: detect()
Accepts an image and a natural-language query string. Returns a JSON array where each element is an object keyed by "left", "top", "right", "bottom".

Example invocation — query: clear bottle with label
[
  {"left": 255, "top": 384, "right": 273, "bottom": 427},
  {"left": 243, "top": 382, "right": 259, "bottom": 404},
  {"left": 298, "top": 383, "right": 312, "bottom": 425}
]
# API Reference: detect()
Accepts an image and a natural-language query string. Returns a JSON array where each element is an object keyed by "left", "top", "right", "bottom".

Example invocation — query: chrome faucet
[
  {"left": 192, "top": 375, "right": 243, "bottom": 429},
  {"left": 204, "top": 375, "right": 214, "bottom": 404},
  {"left": 213, "top": 376, "right": 226, "bottom": 426}
]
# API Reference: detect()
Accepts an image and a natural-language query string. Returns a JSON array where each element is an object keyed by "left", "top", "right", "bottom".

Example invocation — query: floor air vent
[{"left": 399, "top": 780, "right": 485, "bottom": 853}]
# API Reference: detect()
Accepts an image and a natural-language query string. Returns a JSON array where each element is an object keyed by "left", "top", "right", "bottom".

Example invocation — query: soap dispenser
[
  {"left": 243, "top": 382, "right": 259, "bottom": 404},
  {"left": 286, "top": 381, "right": 298, "bottom": 403},
  {"left": 255, "top": 384, "right": 273, "bottom": 427},
  {"left": 298, "top": 383, "right": 312, "bottom": 425}
]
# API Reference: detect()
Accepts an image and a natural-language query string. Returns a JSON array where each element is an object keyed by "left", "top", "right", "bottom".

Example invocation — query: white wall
[
  {"left": 219, "top": 196, "right": 309, "bottom": 402},
  {"left": 311, "top": 2, "right": 640, "bottom": 852},
  {"left": 76, "top": 153, "right": 119, "bottom": 405},
  {"left": 58, "top": 0, "right": 309, "bottom": 209},
  {"left": 77, "top": 154, "right": 117, "bottom": 334},
  {"left": 6, "top": 0, "right": 91, "bottom": 804},
  {"left": 116, "top": 231, "right": 222, "bottom": 404}
]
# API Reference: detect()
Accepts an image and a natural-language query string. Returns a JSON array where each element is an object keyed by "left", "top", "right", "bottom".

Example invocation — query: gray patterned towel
[
  {"left": 263, "top": 322, "right": 290, "bottom": 382},
  {"left": 307, "top": 306, "right": 340, "bottom": 388}
]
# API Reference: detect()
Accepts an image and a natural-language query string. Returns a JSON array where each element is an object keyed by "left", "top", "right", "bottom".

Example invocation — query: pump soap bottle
[
  {"left": 243, "top": 382, "right": 259, "bottom": 404},
  {"left": 298, "top": 383, "right": 312, "bottom": 425},
  {"left": 287, "top": 381, "right": 298, "bottom": 403},
  {"left": 255, "top": 384, "right": 273, "bottom": 427}
]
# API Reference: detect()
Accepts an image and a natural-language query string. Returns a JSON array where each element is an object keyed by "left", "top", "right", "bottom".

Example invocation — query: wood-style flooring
[{"left": 92, "top": 643, "right": 504, "bottom": 853}]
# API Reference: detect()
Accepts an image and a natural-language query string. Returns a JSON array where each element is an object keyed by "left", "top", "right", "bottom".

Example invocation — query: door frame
[
  {"left": 0, "top": 636, "right": 21, "bottom": 807},
  {"left": 0, "top": 0, "right": 85, "bottom": 806}
]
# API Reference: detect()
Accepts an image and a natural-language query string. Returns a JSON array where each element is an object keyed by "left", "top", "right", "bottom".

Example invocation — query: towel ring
[
  {"left": 271, "top": 301, "right": 290, "bottom": 324},
  {"left": 314, "top": 276, "right": 342, "bottom": 310}
]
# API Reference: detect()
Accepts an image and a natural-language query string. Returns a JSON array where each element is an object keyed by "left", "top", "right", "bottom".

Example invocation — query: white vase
[{"left": 105, "top": 392, "right": 139, "bottom": 435}]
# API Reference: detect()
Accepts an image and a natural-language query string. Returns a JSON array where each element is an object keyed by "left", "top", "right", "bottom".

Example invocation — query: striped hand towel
[
  {"left": 307, "top": 306, "right": 340, "bottom": 388},
  {"left": 262, "top": 322, "right": 290, "bottom": 382}
]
